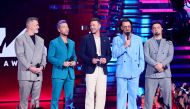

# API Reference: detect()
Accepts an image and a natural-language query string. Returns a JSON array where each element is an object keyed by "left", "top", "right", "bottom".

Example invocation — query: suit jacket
[
  {"left": 78, "top": 34, "right": 111, "bottom": 75},
  {"left": 112, "top": 34, "right": 145, "bottom": 78},
  {"left": 48, "top": 36, "right": 77, "bottom": 79},
  {"left": 15, "top": 33, "right": 47, "bottom": 81},
  {"left": 144, "top": 37, "right": 174, "bottom": 78}
]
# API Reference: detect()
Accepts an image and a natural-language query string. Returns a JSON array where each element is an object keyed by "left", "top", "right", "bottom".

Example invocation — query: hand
[
  {"left": 157, "top": 68, "right": 164, "bottom": 73},
  {"left": 182, "top": 82, "right": 187, "bottom": 88},
  {"left": 92, "top": 58, "right": 99, "bottom": 64},
  {"left": 63, "top": 61, "right": 71, "bottom": 67},
  {"left": 70, "top": 61, "right": 76, "bottom": 66},
  {"left": 36, "top": 66, "right": 43, "bottom": 73},
  {"left": 155, "top": 63, "right": 164, "bottom": 72},
  {"left": 29, "top": 66, "right": 38, "bottom": 74},
  {"left": 172, "top": 83, "right": 176, "bottom": 92},
  {"left": 125, "top": 39, "right": 131, "bottom": 47},
  {"left": 100, "top": 58, "right": 106, "bottom": 64}
]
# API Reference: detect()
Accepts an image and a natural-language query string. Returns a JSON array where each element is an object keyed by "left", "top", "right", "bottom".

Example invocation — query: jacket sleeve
[
  {"left": 15, "top": 38, "right": 31, "bottom": 69},
  {"left": 40, "top": 45, "right": 47, "bottom": 68},
  {"left": 138, "top": 38, "right": 145, "bottom": 73},
  {"left": 105, "top": 38, "right": 112, "bottom": 63},
  {"left": 48, "top": 41, "right": 64, "bottom": 68},
  {"left": 72, "top": 43, "right": 77, "bottom": 62},
  {"left": 112, "top": 37, "right": 128, "bottom": 59}
]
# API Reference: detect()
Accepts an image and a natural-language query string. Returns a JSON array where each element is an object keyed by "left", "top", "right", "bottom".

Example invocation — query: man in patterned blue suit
[
  {"left": 48, "top": 20, "right": 77, "bottom": 109},
  {"left": 112, "top": 18, "right": 145, "bottom": 109}
]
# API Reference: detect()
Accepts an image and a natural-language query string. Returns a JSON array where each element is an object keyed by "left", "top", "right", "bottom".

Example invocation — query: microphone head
[{"left": 125, "top": 32, "right": 130, "bottom": 40}]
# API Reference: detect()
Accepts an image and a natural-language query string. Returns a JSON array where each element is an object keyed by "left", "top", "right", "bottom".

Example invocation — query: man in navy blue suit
[{"left": 78, "top": 18, "right": 111, "bottom": 109}]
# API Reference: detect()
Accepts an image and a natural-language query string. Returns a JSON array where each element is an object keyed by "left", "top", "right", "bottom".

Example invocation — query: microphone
[
  {"left": 35, "top": 63, "right": 41, "bottom": 77},
  {"left": 125, "top": 32, "right": 130, "bottom": 40},
  {"left": 95, "top": 54, "right": 102, "bottom": 67}
]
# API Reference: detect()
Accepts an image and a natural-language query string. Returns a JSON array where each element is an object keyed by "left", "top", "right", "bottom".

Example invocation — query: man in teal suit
[
  {"left": 48, "top": 20, "right": 77, "bottom": 109},
  {"left": 112, "top": 18, "right": 145, "bottom": 109}
]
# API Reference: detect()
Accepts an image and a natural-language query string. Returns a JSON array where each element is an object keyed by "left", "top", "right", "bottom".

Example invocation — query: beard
[
  {"left": 61, "top": 32, "right": 69, "bottom": 36},
  {"left": 154, "top": 32, "right": 160, "bottom": 36},
  {"left": 124, "top": 32, "right": 130, "bottom": 36},
  {"left": 31, "top": 28, "right": 39, "bottom": 34},
  {"left": 90, "top": 28, "right": 97, "bottom": 34},
  {"left": 34, "top": 30, "right": 38, "bottom": 34}
]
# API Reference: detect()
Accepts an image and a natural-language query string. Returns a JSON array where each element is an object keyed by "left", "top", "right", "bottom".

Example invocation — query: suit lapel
[
  {"left": 25, "top": 33, "right": 35, "bottom": 51},
  {"left": 33, "top": 35, "right": 39, "bottom": 57},
  {"left": 100, "top": 35, "right": 105, "bottom": 56},
  {"left": 58, "top": 36, "right": 68, "bottom": 59},
  {"left": 150, "top": 37, "right": 166, "bottom": 61},
  {"left": 90, "top": 34, "right": 97, "bottom": 56},
  {"left": 156, "top": 39, "right": 166, "bottom": 60},
  {"left": 67, "top": 39, "right": 72, "bottom": 58},
  {"left": 150, "top": 38, "right": 159, "bottom": 52}
]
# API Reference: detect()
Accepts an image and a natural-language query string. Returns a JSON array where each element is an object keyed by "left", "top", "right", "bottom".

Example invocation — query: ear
[
  {"left": 57, "top": 28, "right": 60, "bottom": 33},
  {"left": 151, "top": 28, "right": 154, "bottom": 33},
  {"left": 120, "top": 26, "right": 123, "bottom": 31},
  {"left": 98, "top": 24, "right": 101, "bottom": 29}
]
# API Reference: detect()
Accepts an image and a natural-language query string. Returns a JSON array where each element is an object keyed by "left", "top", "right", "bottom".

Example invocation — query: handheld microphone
[
  {"left": 95, "top": 54, "right": 102, "bottom": 67},
  {"left": 35, "top": 63, "right": 41, "bottom": 77},
  {"left": 125, "top": 32, "right": 130, "bottom": 40}
]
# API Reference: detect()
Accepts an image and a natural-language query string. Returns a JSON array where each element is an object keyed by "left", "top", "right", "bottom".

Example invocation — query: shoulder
[
  {"left": 80, "top": 34, "right": 92, "bottom": 43},
  {"left": 16, "top": 34, "right": 25, "bottom": 41},
  {"left": 163, "top": 38, "right": 173, "bottom": 45},
  {"left": 144, "top": 38, "right": 153, "bottom": 44},
  {"left": 167, "top": 40, "right": 173, "bottom": 45},
  {"left": 51, "top": 37, "right": 59, "bottom": 42},
  {"left": 49, "top": 37, "right": 60, "bottom": 46},
  {"left": 68, "top": 38, "right": 75, "bottom": 44},
  {"left": 36, "top": 35, "right": 44, "bottom": 42},
  {"left": 113, "top": 34, "right": 121, "bottom": 40},
  {"left": 101, "top": 35, "right": 109, "bottom": 41},
  {"left": 83, "top": 34, "right": 91, "bottom": 40},
  {"left": 132, "top": 34, "right": 141, "bottom": 40}
]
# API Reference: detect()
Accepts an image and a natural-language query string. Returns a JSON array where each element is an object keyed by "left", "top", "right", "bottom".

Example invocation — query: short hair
[
  {"left": 90, "top": 17, "right": 101, "bottom": 24},
  {"left": 57, "top": 20, "right": 67, "bottom": 29},
  {"left": 120, "top": 18, "right": 133, "bottom": 27},
  {"left": 151, "top": 21, "right": 163, "bottom": 28},
  {"left": 26, "top": 17, "right": 38, "bottom": 26}
]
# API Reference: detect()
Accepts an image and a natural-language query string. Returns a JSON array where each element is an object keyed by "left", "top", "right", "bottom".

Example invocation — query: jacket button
[{"left": 124, "top": 61, "right": 126, "bottom": 62}]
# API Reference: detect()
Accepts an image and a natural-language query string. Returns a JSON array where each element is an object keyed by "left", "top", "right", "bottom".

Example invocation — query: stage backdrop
[{"left": 0, "top": 0, "right": 190, "bottom": 102}]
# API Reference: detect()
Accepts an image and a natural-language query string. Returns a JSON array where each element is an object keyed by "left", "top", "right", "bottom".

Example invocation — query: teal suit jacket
[{"left": 48, "top": 36, "right": 77, "bottom": 79}]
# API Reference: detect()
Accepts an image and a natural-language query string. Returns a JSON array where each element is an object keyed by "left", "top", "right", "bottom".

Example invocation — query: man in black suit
[{"left": 78, "top": 18, "right": 111, "bottom": 109}]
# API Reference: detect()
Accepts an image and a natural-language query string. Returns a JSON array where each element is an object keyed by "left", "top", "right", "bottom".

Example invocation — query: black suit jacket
[{"left": 78, "top": 34, "right": 111, "bottom": 75}]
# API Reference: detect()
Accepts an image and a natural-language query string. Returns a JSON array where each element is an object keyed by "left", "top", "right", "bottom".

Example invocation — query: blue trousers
[
  {"left": 117, "top": 77, "right": 139, "bottom": 109},
  {"left": 51, "top": 75, "right": 74, "bottom": 109}
]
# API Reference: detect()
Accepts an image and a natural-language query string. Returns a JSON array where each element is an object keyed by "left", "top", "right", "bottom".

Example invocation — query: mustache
[
  {"left": 154, "top": 32, "right": 160, "bottom": 35},
  {"left": 124, "top": 32, "right": 130, "bottom": 36}
]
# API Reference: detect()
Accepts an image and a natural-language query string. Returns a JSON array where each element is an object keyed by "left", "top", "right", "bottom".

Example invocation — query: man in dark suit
[{"left": 78, "top": 18, "right": 111, "bottom": 109}]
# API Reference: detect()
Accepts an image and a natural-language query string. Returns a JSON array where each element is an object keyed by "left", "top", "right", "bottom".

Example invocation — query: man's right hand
[
  {"left": 29, "top": 66, "right": 38, "bottom": 74},
  {"left": 125, "top": 40, "right": 131, "bottom": 48},
  {"left": 92, "top": 58, "right": 99, "bottom": 64},
  {"left": 63, "top": 61, "right": 71, "bottom": 67},
  {"left": 155, "top": 63, "right": 164, "bottom": 73}
]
